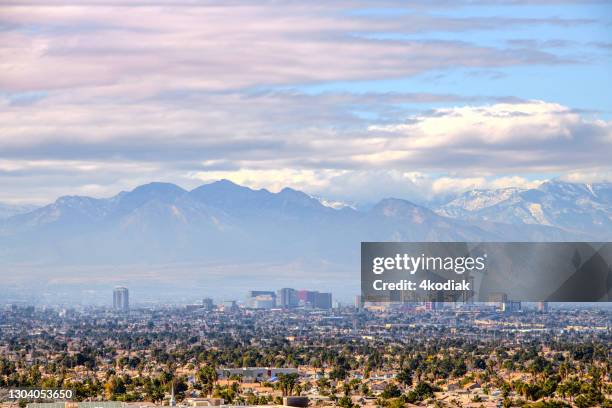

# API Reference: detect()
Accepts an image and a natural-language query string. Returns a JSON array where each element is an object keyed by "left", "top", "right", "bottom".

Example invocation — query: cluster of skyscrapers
[
  {"left": 115, "top": 285, "right": 546, "bottom": 314},
  {"left": 112, "top": 286, "right": 333, "bottom": 312},
  {"left": 247, "top": 288, "right": 332, "bottom": 310}
]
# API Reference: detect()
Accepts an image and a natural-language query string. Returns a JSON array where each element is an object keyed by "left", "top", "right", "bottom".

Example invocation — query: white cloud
[
  {"left": 366, "top": 101, "right": 611, "bottom": 172},
  {"left": 0, "top": 1, "right": 609, "bottom": 203},
  {"left": 561, "top": 170, "right": 612, "bottom": 184},
  {"left": 0, "top": 1, "right": 572, "bottom": 94},
  {"left": 1, "top": 98, "right": 611, "bottom": 204},
  {"left": 372, "top": 101, "right": 589, "bottom": 147}
]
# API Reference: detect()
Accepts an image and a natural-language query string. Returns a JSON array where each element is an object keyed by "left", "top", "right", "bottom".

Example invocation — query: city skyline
[{"left": 4, "top": 279, "right": 608, "bottom": 310}]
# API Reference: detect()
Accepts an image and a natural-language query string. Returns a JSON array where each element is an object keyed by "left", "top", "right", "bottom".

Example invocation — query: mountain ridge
[
  {"left": 435, "top": 180, "right": 612, "bottom": 237},
  {"left": 0, "top": 179, "right": 608, "bottom": 266}
]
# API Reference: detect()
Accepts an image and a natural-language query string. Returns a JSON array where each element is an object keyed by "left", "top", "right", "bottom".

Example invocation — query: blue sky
[
  {"left": 296, "top": 2, "right": 612, "bottom": 113},
  {"left": 0, "top": 0, "right": 611, "bottom": 204}
]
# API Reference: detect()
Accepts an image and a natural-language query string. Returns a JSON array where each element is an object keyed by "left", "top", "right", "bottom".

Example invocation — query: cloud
[
  {"left": 0, "top": 0, "right": 583, "bottom": 94},
  {"left": 0, "top": 159, "right": 171, "bottom": 204},
  {"left": 0, "top": 96, "right": 610, "bottom": 203},
  {"left": 0, "top": 90, "right": 474, "bottom": 159},
  {"left": 561, "top": 170, "right": 612, "bottom": 184},
  {"left": 0, "top": 0, "right": 609, "bottom": 204},
  {"left": 368, "top": 101, "right": 611, "bottom": 172}
]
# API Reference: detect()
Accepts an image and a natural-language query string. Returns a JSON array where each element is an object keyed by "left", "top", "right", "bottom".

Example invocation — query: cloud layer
[
  {"left": 1, "top": 0, "right": 579, "bottom": 94},
  {"left": 0, "top": 0, "right": 610, "bottom": 203}
]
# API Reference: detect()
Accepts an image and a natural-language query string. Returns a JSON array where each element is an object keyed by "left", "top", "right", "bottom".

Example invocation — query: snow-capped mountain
[
  {"left": 0, "top": 180, "right": 575, "bottom": 265},
  {"left": 436, "top": 180, "right": 612, "bottom": 238},
  {"left": 435, "top": 187, "right": 523, "bottom": 217}
]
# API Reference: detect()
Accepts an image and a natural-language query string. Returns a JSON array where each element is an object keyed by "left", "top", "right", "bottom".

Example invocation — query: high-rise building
[
  {"left": 222, "top": 300, "right": 238, "bottom": 312},
  {"left": 246, "top": 291, "right": 276, "bottom": 309},
  {"left": 202, "top": 298, "right": 214, "bottom": 311},
  {"left": 502, "top": 301, "right": 522, "bottom": 313},
  {"left": 277, "top": 288, "right": 298, "bottom": 309},
  {"left": 314, "top": 292, "right": 332, "bottom": 309},
  {"left": 248, "top": 290, "right": 276, "bottom": 298},
  {"left": 251, "top": 295, "right": 276, "bottom": 309},
  {"left": 296, "top": 290, "right": 318, "bottom": 307},
  {"left": 537, "top": 301, "right": 549, "bottom": 313},
  {"left": 354, "top": 295, "right": 363, "bottom": 311},
  {"left": 487, "top": 292, "right": 507, "bottom": 310},
  {"left": 113, "top": 287, "right": 129, "bottom": 312},
  {"left": 291, "top": 290, "right": 333, "bottom": 309}
]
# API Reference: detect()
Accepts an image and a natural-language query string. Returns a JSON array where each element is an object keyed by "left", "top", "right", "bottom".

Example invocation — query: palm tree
[
  {"left": 197, "top": 365, "right": 218, "bottom": 397},
  {"left": 277, "top": 373, "right": 299, "bottom": 396}
]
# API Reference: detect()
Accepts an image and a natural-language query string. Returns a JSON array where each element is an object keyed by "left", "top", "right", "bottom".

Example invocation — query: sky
[{"left": 1, "top": 0, "right": 611, "bottom": 205}]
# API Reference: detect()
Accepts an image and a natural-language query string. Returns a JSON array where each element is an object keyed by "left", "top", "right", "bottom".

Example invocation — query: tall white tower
[{"left": 113, "top": 287, "right": 129, "bottom": 312}]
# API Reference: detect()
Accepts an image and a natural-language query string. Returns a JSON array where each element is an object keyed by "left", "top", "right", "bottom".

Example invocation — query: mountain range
[
  {"left": 435, "top": 180, "right": 612, "bottom": 238},
  {"left": 1, "top": 179, "right": 609, "bottom": 267}
]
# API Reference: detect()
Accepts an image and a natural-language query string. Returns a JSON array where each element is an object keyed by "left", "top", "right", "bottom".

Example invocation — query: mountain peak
[
  {"left": 276, "top": 187, "right": 327, "bottom": 210},
  {"left": 117, "top": 182, "right": 187, "bottom": 211},
  {"left": 209, "top": 178, "right": 242, "bottom": 188},
  {"left": 189, "top": 179, "right": 272, "bottom": 211},
  {"left": 375, "top": 197, "right": 422, "bottom": 207},
  {"left": 278, "top": 186, "right": 310, "bottom": 199},
  {"left": 372, "top": 198, "right": 432, "bottom": 218},
  {"left": 191, "top": 179, "right": 261, "bottom": 194},
  {"left": 130, "top": 182, "right": 186, "bottom": 195}
]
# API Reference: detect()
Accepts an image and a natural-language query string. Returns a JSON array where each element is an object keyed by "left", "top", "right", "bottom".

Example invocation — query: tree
[
  {"left": 522, "top": 402, "right": 570, "bottom": 408},
  {"left": 317, "top": 376, "right": 330, "bottom": 392},
  {"left": 381, "top": 383, "right": 401, "bottom": 399},
  {"left": 501, "top": 382, "right": 511, "bottom": 399},
  {"left": 405, "top": 382, "right": 438, "bottom": 404},
  {"left": 197, "top": 366, "right": 218, "bottom": 396},
  {"left": 337, "top": 396, "right": 355, "bottom": 408},
  {"left": 386, "top": 398, "right": 406, "bottom": 408},
  {"left": 104, "top": 375, "right": 125, "bottom": 400},
  {"left": 277, "top": 373, "right": 299, "bottom": 396},
  {"left": 144, "top": 378, "right": 164, "bottom": 402},
  {"left": 396, "top": 368, "right": 413, "bottom": 387}
]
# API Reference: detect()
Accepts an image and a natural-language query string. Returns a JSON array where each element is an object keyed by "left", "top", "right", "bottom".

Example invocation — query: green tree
[
  {"left": 197, "top": 366, "right": 218, "bottom": 396},
  {"left": 337, "top": 396, "right": 355, "bottom": 408},
  {"left": 396, "top": 368, "right": 413, "bottom": 387},
  {"left": 381, "top": 383, "right": 401, "bottom": 399},
  {"left": 277, "top": 373, "right": 299, "bottom": 396}
]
